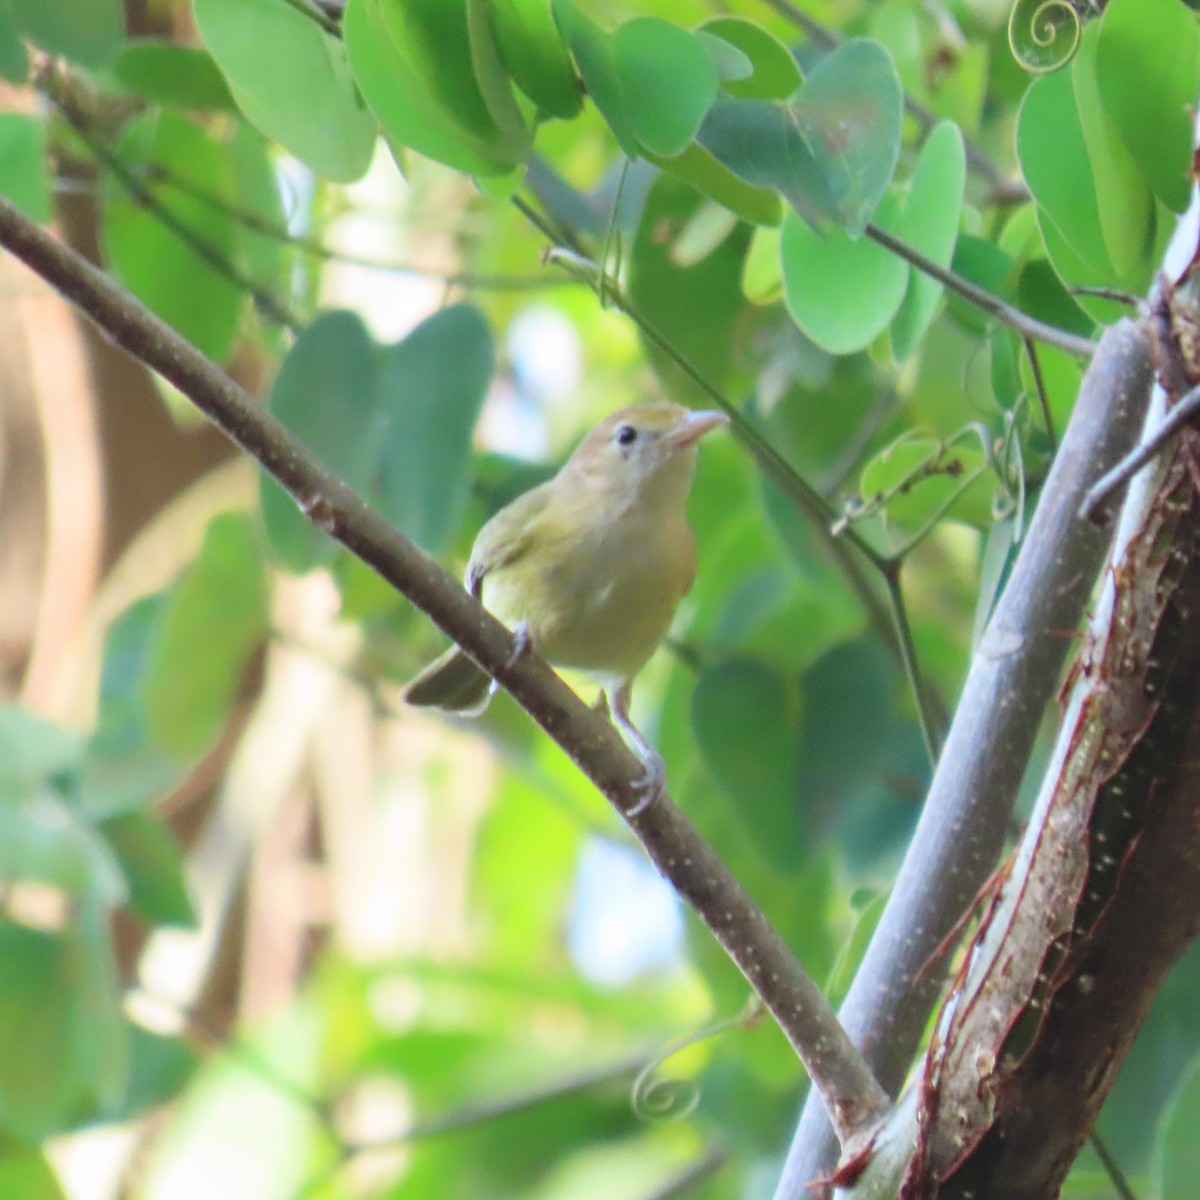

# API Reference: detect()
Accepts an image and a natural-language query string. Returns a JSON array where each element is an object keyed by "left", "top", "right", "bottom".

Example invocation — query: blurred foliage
[{"left": 0, "top": 0, "right": 1197, "bottom": 1197}]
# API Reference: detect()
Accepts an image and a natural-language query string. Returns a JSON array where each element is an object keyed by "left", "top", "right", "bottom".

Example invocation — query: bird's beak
[{"left": 667, "top": 409, "right": 729, "bottom": 450}]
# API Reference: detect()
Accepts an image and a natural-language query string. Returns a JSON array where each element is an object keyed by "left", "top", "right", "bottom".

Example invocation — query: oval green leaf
[
  {"left": 10, "top": 0, "right": 122, "bottom": 67},
  {"left": 859, "top": 435, "right": 993, "bottom": 531},
  {"left": 194, "top": 0, "right": 375, "bottom": 182},
  {"left": 891, "top": 121, "right": 966, "bottom": 361},
  {"left": 611, "top": 18, "right": 718, "bottom": 158},
  {"left": 492, "top": 0, "right": 582, "bottom": 119},
  {"left": 100, "top": 113, "right": 244, "bottom": 363},
  {"left": 692, "top": 658, "right": 804, "bottom": 872},
  {"left": 262, "top": 310, "right": 384, "bottom": 571},
  {"left": 0, "top": 114, "right": 49, "bottom": 222},
  {"left": 552, "top": 0, "right": 640, "bottom": 156},
  {"left": 376, "top": 304, "right": 495, "bottom": 553},
  {"left": 698, "top": 16, "right": 802, "bottom": 100},
  {"left": 699, "top": 39, "right": 901, "bottom": 235},
  {"left": 143, "top": 514, "right": 268, "bottom": 758},
  {"left": 112, "top": 41, "right": 236, "bottom": 110},
  {"left": 781, "top": 194, "right": 909, "bottom": 355},
  {"left": 1097, "top": 0, "right": 1200, "bottom": 213},
  {"left": 346, "top": 0, "right": 516, "bottom": 176},
  {"left": 374, "top": 0, "right": 530, "bottom": 164},
  {"left": 788, "top": 38, "right": 902, "bottom": 235}
]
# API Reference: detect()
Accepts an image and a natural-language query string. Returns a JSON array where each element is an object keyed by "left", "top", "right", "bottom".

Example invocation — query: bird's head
[{"left": 563, "top": 402, "right": 729, "bottom": 505}]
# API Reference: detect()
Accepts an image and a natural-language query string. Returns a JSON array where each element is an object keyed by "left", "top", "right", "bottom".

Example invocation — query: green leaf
[
  {"left": 0, "top": 915, "right": 127, "bottom": 1140},
  {"left": 262, "top": 311, "right": 383, "bottom": 571},
  {"left": 0, "top": 1, "right": 29, "bottom": 83},
  {"left": 111, "top": 40, "right": 236, "bottom": 110},
  {"left": 99, "top": 812, "right": 196, "bottom": 928},
  {"left": 780, "top": 192, "right": 909, "bottom": 355},
  {"left": 1158, "top": 1053, "right": 1200, "bottom": 1200},
  {"left": 0, "top": 114, "right": 49, "bottom": 221},
  {"left": 1097, "top": 0, "right": 1200, "bottom": 213},
  {"left": 1072, "top": 22, "right": 1153, "bottom": 281},
  {"left": 344, "top": 0, "right": 513, "bottom": 177},
  {"left": 825, "top": 888, "right": 888, "bottom": 1008},
  {"left": 692, "top": 658, "right": 804, "bottom": 872},
  {"left": 1018, "top": 63, "right": 1107, "bottom": 273},
  {"left": 552, "top": 0, "right": 639, "bottom": 157},
  {"left": 194, "top": 0, "right": 375, "bottom": 182},
  {"left": 467, "top": 0, "right": 536, "bottom": 152},
  {"left": 227, "top": 119, "right": 292, "bottom": 300},
  {"left": 1018, "top": 23, "right": 1154, "bottom": 295},
  {"left": 859, "top": 435, "right": 993, "bottom": 531},
  {"left": 628, "top": 174, "right": 754, "bottom": 402},
  {"left": 698, "top": 16, "right": 802, "bottom": 100},
  {"left": 0, "top": 787, "right": 126, "bottom": 903},
  {"left": 491, "top": 0, "right": 582, "bottom": 118},
  {"left": 10, "top": 0, "right": 122, "bottom": 67},
  {"left": 699, "top": 39, "right": 902, "bottom": 236},
  {"left": 0, "top": 706, "right": 83, "bottom": 794},
  {"left": 78, "top": 596, "right": 182, "bottom": 821},
  {"left": 0, "top": 1136, "right": 67, "bottom": 1200},
  {"left": 696, "top": 30, "right": 753, "bottom": 85},
  {"left": 611, "top": 18, "right": 718, "bottom": 158},
  {"left": 121, "top": 1026, "right": 197, "bottom": 1120},
  {"left": 373, "top": 0, "right": 530, "bottom": 165},
  {"left": 100, "top": 112, "right": 244, "bottom": 363},
  {"left": 742, "top": 224, "right": 783, "bottom": 304},
  {"left": 891, "top": 121, "right": 965, "bottom": 360},
  {"left": 143, "top": 513, "right": 268, "bottom": 758},
  {"left": 653, "top": 142, "right": 780, "bottom": 226},
  {"left": 376, "top": 305, "right": 495, "bottom": 553},
  {"left": 797, "top": 640, "right": 897, "bottom": 838}
]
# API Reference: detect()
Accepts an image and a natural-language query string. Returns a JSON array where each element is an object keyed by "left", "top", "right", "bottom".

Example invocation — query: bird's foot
[
  {"left": 625, "top": 749, "right": 666, "bottom": 819},
  {"left": 506, "top": 620, "right": 533, "bottom": 668},
  {"left": 593, "top": 689, "right": 611, "bottom": 719}
]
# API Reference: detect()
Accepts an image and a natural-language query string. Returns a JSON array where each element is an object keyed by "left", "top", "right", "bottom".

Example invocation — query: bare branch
[{"left": 0, "top": 196, "right": 889, "bottom": 1151}]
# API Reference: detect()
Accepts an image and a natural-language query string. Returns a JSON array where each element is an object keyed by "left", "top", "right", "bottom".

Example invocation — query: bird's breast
[{"left": 482, "top": 508, "right": 696, "bottom": 684}]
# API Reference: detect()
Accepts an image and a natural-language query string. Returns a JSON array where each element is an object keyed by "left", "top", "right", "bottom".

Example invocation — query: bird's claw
[
  {"left": 624, "top": 750, "right": 666, "bottom": 819},
  {"left": 506, "top": 620, "right": 533, "bottom": 668}
]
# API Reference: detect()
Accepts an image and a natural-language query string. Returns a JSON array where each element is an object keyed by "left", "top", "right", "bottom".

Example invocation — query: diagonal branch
[{"left": 0, "top": 195, "right": 888, "bottom": 1152}]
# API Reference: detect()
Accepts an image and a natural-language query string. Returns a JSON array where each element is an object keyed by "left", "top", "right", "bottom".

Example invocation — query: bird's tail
[{"left": 401, "top": 645, "right": 494, "bottom": 715}]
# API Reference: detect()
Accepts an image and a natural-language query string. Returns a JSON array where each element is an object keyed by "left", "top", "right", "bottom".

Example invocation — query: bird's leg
[
  {"left": 593, "top": 689, "right": 611, "bottom": 719},
  {"left": 610, "top": 681, "right": 665, "bottom": 817},
  {"left": 505, "top": 619, "right": 533, "bottom": 668}
]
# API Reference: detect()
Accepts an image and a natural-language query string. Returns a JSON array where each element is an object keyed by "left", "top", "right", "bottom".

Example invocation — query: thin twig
[
  {"left": 642, "top": 1146, "right": 730, "bottom": 1200},
  {"left": 279, "top": 0, "right": 341, "bottom": 37},
  {"left": 1023, "top": 335, "right": 1058, "bottom": 452},
  {"left": 0, "top": 193, "right": 891, "bottom": 1151},
  {"left": 882, "top": 565, "right": 940, "bottom": 764},
  {"left": 865, "top": 222, "right": 1098, "bottom": 359},
  {"left": 1086, "top": 1132, "right": 1138, "bottom": 1200},
  {"left": 49, "top": 88, "right": 304, "bottom": 333},
  {"left": 141, "top": 165, "right": 572, "bottom": 292},
  {"left": 1080, "top": 380, "right": 1200, "bottom": 523}
]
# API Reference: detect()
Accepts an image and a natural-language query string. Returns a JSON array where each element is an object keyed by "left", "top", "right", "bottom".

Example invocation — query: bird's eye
[{"left": 615, "top": 424, "right": 638, "bottom": 446}]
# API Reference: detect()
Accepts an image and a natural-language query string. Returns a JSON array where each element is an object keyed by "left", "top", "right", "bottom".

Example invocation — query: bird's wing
[{"left": 465, "top": 482, "right": 556, "bottom": 597}]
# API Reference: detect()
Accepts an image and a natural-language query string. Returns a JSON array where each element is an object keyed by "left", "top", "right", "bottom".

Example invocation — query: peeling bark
[{"left": 902, "top": 276, "right": 1200, "bottom": 1199}]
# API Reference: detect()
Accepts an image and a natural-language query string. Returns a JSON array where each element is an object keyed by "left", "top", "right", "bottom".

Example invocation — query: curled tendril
[
  {"left": 630, "top": 1061, "right": 702, "bottom": 1123},
  {"left": 1007, "top": 0, "right": 1084, "bottom": 74},
  {"left": 629, "top": 998, "right": 763, "bottom": 1124}
]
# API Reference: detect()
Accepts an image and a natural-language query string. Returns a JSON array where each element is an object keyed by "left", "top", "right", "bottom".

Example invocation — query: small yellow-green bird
[{"left": 402, "top": 401, "right": 728, "bottom": 813}]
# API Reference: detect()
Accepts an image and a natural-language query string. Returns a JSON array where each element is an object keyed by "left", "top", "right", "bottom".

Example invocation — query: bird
[{"left": 401, "top": 401, "right": 728, "bottom": 814}]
